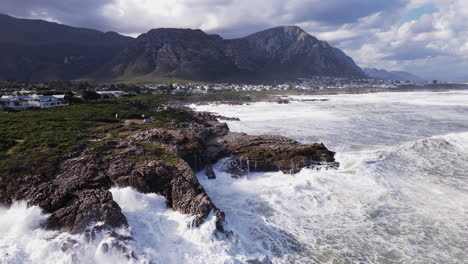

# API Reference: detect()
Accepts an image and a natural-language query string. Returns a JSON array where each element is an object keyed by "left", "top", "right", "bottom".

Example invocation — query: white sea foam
[
  {"left": 0, "top": 202, "right": 131, "bottom": 264},
  {"left": 1, "top": 90, "right": 467, "bottom": 263},
  {"left": 109, "top": 187, "right": 263, "bottom": 264},
  {"left": 192, "top": 90, "right": 468, "bottom": 263},
  {"left": 195, "top": 131, "right": 468, "bottom": 263}
]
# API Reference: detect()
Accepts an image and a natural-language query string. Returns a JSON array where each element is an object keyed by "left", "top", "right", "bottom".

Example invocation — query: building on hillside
[
  {"left": 0, "top": 95, "right": 68, "bottom": 110},
  {"left": 96, "top": 91, "right": 128, "bottom": 98}
]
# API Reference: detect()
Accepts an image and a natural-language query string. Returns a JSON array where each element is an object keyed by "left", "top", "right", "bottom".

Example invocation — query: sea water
[{"left": 1, "top": 91, "right": 467, "bottom": 263}]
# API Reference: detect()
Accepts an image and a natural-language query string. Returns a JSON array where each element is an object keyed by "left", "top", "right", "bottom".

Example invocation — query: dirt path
[
  {"left": 124, "top": 119, "right": 144, "bottom": 125},
  {"left": 6, "top": 139, "right": 24, "bottom": 154}
]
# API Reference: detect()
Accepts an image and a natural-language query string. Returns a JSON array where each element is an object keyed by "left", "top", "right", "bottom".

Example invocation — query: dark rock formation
[
  {"left": 293, "top": 98, "right": 330, "bottom": 102},
  {"left": 7, "top": 132, "right": 223, "bottom": 233},
  {"left": 1, "top": 105, "right": 336, "bottom": 235},
  {"left": 170, "top": 160, "right": 221, "bottom": 227},
  {"left": 275, "top": 98, "right": 290, "bottom": 104},
  {"left": 205, "top": 164, "right": 217, "bottom": 179},
  {"left": 219, "top": 133, "right": 337, "bottom": 175}
]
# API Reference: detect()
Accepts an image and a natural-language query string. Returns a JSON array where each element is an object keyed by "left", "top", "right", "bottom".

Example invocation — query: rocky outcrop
[
  {"left": 11, "top": 135, "right": 223, "bottom": 233},
  {"left": 16, "top": 149, "right": 128, "bottom": 233},
  {"left": 2, "top": 105, "right": 337, "bottom": 236},
  {"left": 131, "top": 109, "right": 338, "bottom": 176},
  {"left": 218, "top": 133, "right": 337, "bottom": 175},
  {"left": 205, "top": 164, "right": 217, "bottom": 179}
]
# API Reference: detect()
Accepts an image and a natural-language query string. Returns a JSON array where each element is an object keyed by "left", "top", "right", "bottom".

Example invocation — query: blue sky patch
[{"left": 402, "top": 4, "right": 439, "bottom": 22}]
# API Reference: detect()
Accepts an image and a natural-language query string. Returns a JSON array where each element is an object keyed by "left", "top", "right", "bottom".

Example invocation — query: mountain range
[
  {"left": 363, "top": 68, "right": 423, "bottom": 81},
  {"left": 0, "top": 13, "right": 366, "bottom": 82},
  {"left": 0, "top": 13, "right": 132, "bottom": 81}
]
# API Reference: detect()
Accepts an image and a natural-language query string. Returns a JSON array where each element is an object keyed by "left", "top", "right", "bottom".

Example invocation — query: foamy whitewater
[{"left": 1, "top": 91, "right": 467, "bottom": 263}]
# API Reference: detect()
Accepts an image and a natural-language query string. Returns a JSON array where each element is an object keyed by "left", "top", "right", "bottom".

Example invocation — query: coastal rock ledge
[{"left": 1, "top": 107, "right": 338, "bottom": 236}]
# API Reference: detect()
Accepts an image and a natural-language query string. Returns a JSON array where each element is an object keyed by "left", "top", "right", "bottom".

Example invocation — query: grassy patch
[
  {"left": 0, "top": 90, "right": 297, "bottom": 197},
  {"left": 0, "top": 95, "right": 196, "bottom": 195},
  {"left": 169, "top": 91, "right": 273, "bottom": 103},
  {"left": 133, "top": 143, "right": 179, "bottom": 165}
]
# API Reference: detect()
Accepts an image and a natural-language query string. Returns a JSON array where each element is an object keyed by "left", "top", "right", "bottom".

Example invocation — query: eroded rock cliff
[{"left": 2, "top": 106, "right": 337, "bottom": 235}]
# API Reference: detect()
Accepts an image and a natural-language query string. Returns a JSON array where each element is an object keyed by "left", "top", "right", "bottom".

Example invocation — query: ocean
[{"left": 1, "top": 90, "right": 467, "bottom": 263}]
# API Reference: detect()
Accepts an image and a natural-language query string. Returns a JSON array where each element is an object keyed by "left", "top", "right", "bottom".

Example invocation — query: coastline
[
  {"left": 0, "top": 98, "right": 337, "bottom": 235},
  {"left": 169, "top": 86, "right": 468, "bottom": 106}
]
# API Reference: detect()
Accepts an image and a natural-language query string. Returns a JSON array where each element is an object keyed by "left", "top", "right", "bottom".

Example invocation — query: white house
[{"left": 0, "top": 95, "right": 68, "bottom": 110}]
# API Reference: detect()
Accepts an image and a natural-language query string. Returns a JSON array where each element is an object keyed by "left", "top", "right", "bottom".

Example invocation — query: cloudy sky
[{"left": 1, "top": 0, "right": 467, "bottom": 80}]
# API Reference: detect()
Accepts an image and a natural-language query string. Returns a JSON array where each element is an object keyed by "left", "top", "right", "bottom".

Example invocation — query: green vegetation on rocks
[{"left": 0, "top": 95, "right": 194, "bottom": 196}]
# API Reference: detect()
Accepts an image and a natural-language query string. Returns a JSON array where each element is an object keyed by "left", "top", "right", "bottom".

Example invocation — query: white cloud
[{"left": 324, "top": 0, "right": 468, "bottom": 80}]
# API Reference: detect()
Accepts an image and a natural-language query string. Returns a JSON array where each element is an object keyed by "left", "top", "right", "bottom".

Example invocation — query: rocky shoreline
[{"left": 1, "top": 105, "right": 338, "bottom": 246}]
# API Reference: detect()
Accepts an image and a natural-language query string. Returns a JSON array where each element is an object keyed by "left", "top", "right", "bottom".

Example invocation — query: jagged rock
[
  {"left": 132, "top": 109, "right": 338, "bottom": 176},
  {"left": 109, "top": 160, "right": 175, "bottom": 197},
  {"left": 194, "top": 111, "right": 240, "bottom": 121},
  {"left": 217, "top": 116, "right": 240, "bottom": 121},
  {"left": 61, "top": 238, "right": 78, "bottom": 252},
  {"left": 293, "top": 98, "right": 330, "bottom": 102},
  {"left": 171, "top": 160, "right": 220, "bottom": 227},
  {"left": 193, "top": 111, "right": 219, "bottom": 121},
  {"left": 247, "top": 256, "right": 272, "bottom": 264},
  {"left": 15, "top": 150, "right": 127, "bottom": 233},
  {"left": 8, "top": 132, "right": 223, "bottom": 233},
  {"left": 101, "top": 243, "right": 109, "bottom": 253},
  {"left": 276, "top": 98, "right": 290, "bottom": 104},
  {"left": 45, "top": 188, "right": 127, "bottom": 233},
  {"left": 205, "top": 164, "right": 216, "bottom": 179},
  {"left": 220, "top": 133, "right": 337, "bottom": 174}
]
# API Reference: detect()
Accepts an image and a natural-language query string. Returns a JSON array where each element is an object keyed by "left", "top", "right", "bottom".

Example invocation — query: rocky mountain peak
[
  {"left": 245, "top": 25, "right": 314, "bottom": 42},
  {"left": 141, "top": 28, "right": 223, "bottom": 42},
  {"left": 238, "top": 25, "right": 327, "bottom": 57},
  {"left": 272, "top": 25, "right": 306, "bottom": 36}
]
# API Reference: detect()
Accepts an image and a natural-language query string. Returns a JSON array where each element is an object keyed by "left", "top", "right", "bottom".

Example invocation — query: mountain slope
[
  {"left": 364, "top": 68, "right": 423, "bottom": 81},
  {"left": 227, "top": 26, "right": 366, "bottom": 79},
  {"left": 98, "top": 28, "right": 240, "bottom": 81},
  {"left": 0, "top": 14, "right": 365, "bottom": 82},
  {"left": 101, "top": 26, "right": 366, "bottom": 81},
  {"left": 0, "top": 13, "right": 133, "bottom": 81}
]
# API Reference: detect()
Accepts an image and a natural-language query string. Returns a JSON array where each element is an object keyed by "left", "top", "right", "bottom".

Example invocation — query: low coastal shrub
[{"left": 0, "top": 95, "right": 193, "bottom": 194}]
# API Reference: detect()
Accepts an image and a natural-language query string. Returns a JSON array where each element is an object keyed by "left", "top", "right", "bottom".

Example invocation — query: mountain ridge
[
  {"left": 102, "top": 25, "right": 366, "bottom": 81},
  {"left": 364, "top": 68, "right": 423, "bottom": 81},
  {"left": 0, "top": 13, "right": 366, "bottom": 82},
  {"left": 0, "top": 13, "right": 133, "bottom": 81}
]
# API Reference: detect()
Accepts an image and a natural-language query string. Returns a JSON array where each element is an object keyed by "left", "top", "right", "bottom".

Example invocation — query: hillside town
[
  {"left": 139, "top": 77, "right": 452, "bottom": 93},
  {"left": 0, "top": 77, "right": 464, "bottom": 111}
]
